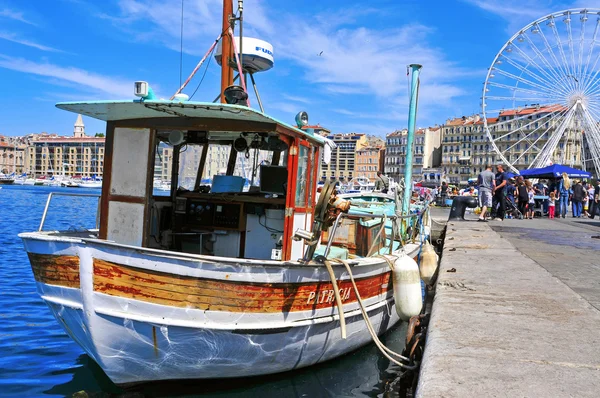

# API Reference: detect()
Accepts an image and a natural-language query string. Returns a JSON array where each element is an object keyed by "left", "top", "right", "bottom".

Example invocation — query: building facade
[
  {"left": 0, "top": 138, "right": 26, "bottom": 175},
  {"left": 24, "top": 115, "right": 105, "bottom": 178},
  {"left": 384, "top": 127, "right": 441, "bottom": 183},
  {"left": 441, "top": 106, "right": 584, "bottom": 184},
  {"left": 355, "top": 146, "right": 385, "bottom": 181},
  {"left": 320, "top": 133, "right": 366, "bottom": 181}
]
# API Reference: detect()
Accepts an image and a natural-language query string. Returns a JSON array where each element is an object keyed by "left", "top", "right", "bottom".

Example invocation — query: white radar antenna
[{"left": 482, "top": 9, "right": 600, "bottom": 176}]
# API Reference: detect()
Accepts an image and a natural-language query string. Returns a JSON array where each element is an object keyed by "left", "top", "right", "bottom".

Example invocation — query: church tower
[{"left": 74, "top": 114, "right": 85, "bottom": 137}]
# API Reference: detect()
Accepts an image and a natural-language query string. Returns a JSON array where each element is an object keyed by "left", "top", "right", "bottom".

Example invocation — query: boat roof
[{"left": 56, "top": 100, "right": 326, "bottom": 145}]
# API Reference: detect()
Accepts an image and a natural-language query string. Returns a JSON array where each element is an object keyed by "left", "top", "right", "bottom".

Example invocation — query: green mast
[{"left": 402, "top": 64, "right": 422, "bottom": 216}]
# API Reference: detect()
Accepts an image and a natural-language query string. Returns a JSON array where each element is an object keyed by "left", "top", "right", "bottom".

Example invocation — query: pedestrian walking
[
  {"left": 583, "top": 183, "right": 591, "bottom": 217},
  {"left": 571, "top": 179, "right": 585, "bottom": 218},
  {"left": 527, "top": 180, "right": 536, "bottom": 219},
  {"left": 493, "top": 164, "right": 507, "bottom": 221},
  {"left": 477, "top": 165, "right": 496, "bottom": 222},
  {"left": 558, "top": 172, "right": 572, "bottom": 218},
  {"left": 516, "top": 177, "right": 529, "bottom": 219},
  {"left": 589, "top": 182, "right": 599, "bottom": 219},
  {"left": 548, "top": 191, "right": 556, "bottom": 219}
]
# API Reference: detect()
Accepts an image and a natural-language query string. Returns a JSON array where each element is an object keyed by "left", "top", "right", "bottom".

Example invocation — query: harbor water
[{"left": 0, "top": 184, "right": 409, "bottom": 397}]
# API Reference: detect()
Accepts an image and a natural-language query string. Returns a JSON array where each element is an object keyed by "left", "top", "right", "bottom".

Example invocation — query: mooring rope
[
  {"left": 323, "top": 260, "right": 347, "bottom": 339},
  {"left": 330, "top": 258, "right": 417, "bottom": 370}
]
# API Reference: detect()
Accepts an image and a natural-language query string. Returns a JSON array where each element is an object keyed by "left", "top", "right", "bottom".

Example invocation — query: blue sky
[{"left": 0, "top": 0, "right": 595, "bottom": 137}]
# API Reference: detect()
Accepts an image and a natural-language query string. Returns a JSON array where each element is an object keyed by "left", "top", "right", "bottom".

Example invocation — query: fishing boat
[{"left": 19, "top": 1, "right": 432, "bottom": 386}]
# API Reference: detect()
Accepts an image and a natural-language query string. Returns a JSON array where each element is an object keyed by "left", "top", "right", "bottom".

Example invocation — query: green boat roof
[{"left": 56, "top": 100, "right": 326, "bottom": 145}]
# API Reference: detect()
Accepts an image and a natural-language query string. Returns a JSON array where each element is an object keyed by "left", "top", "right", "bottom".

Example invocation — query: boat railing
[
  {"left": 39, "top": 192, "right": 101, "bottom": 232},
  {"left": 323, "top": 210, "right": 424, "bottom": 258}
]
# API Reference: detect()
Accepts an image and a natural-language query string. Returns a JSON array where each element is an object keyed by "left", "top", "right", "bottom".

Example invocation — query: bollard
[{"left": 448, "top": 196, "right": 478, "bottom": 221}]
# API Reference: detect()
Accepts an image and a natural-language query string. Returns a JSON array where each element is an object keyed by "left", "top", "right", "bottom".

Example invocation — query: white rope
[{"left": 330, "top": 258, "right": 417, "bottom": 370}]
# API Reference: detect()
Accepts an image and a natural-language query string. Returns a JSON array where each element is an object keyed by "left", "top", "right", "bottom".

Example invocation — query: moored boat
[
  {"left": 19, "top": 2, "right": 432, "bottom": 386},
  {"left": 0, "top": 174, "right": 15, "bottom": 184}
]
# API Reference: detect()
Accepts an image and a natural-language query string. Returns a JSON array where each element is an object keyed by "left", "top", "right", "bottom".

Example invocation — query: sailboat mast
[
  {"left": 402, "top": 64, "right": 422, "bottom": 216},
  {"left": 220, "top": 0, "right": 234, "bottom": 103}
]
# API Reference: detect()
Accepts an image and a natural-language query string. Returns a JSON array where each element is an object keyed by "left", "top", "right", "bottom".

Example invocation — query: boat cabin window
[{"left": 147, "top": 129, "right": 293, "bottom": 261}]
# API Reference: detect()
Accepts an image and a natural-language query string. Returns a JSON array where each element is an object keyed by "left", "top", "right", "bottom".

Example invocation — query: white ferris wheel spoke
[
  {"left": 491, "top": 67, "right": 561, "bottom": 94},
  {"left": 577, "top": 14, "right": 587, "bottom": 80},
  {"left": 580, "top": 108, "right": 600, "bottom": 172},
  {"left": 535, "top": 24, "right": 577, "bottom": 92},
  {"left": 511, "top": 41, "right": 571, "bottom": 93},
  {"left": 492, "top": 108, "right": 566, "bottom": 142},
  {"left": 522, "top": 32, "right": 575, "bottom": 92},
  {"left": 486, "top": 81, "right": 565, "bottom": 100},
  {"left": 551, "top": 18, "right": 577, "bottom": 83},
  {"left": 581, "top": 18, "right": 600, "bottom": 88},
  {"left": 566, "top": 14, "right": 578, "bottom": 80},
  {"left": 501, "top": 109, "right": 569, "bottom": 155},
  {"left": 500, "top": 52, "right": 572, "bottom": 97},
  {"left": 531, "top": 105, "right": 577, "bottom": 168}
]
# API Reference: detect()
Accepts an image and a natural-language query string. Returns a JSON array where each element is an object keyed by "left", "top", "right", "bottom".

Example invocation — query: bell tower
[{"left": 74, "top": 114, "right": 85, "bottom": 137}]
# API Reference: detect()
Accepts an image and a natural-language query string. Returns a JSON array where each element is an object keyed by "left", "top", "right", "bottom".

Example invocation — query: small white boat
[
  {"left": 76, "top": 180, "right": 103, "bottom": 188},
  {"left": 61, "top": 180, "right": 80, "bottom": 188}
]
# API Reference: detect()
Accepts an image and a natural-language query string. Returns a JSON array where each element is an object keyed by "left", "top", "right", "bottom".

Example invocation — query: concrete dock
[{"left": 418, "top": 211, "right": 600, "bottom": 397}]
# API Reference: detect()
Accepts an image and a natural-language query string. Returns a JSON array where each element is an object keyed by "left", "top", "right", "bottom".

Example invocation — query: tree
[{"left": 94, "top": 133, "right": 105, "bottom": 137}]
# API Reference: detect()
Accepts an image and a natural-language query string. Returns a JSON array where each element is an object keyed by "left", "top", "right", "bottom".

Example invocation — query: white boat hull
[
  {"left": 77, "top": 181, "right": 102, "bottom": 188},
  {"left": 20, "top": 234, "right": 420, "bottom": 385}
]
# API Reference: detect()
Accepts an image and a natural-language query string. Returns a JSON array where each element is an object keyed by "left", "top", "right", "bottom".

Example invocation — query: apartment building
[
  {"left": 441, "top": 106, "right": 583, "bottom": 184},
  {"left": 384, "top": 127, "right": 442, "bottom": 183},
  {"left": 24, "top": 115, "right": 105, "bottom": 178}
]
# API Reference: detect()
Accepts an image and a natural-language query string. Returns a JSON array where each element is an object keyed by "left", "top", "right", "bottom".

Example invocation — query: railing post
[
  {"left": 96, "top": 197, "right": 101, "bottom": 230},
  {"left": 39, "top": 193, "right": 54, "bottom": 232}
]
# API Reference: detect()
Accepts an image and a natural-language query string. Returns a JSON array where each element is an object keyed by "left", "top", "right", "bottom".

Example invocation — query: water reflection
[{"left": 54, "top": 323, "right": 408, "bottom": 397}]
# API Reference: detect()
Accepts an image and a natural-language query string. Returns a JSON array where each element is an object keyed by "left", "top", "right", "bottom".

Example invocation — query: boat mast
[
  {"left": 402, "top": 64, "right": 422, "bottom": 216},
  {"left": 220, "top": 0, "right": 234, "bottom": 104}
]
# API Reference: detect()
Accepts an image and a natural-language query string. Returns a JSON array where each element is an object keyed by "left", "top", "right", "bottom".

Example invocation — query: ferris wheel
[{"left": 482, "top": 9, "right": 600, "bottom": 176}]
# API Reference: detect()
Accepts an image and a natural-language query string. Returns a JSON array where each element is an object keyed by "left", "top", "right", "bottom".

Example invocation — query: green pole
[{"left": 402, "top": 64, "right": 422, "bottom": 216}]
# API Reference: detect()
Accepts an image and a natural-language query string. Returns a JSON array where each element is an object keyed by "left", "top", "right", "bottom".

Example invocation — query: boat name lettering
[
  {"left": 306, "top": 287, "right": 351, "bottom": 304},
  {"left": 255, "top": 46, "right": 273, "bottom": 56}
]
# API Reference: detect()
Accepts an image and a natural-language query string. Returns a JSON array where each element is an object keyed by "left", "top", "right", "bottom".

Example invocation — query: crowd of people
[{"left": 472, "top": 165, "right": 600, "bottom": 222}]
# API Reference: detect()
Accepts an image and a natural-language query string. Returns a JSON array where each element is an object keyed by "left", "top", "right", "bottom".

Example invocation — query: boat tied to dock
[{"left": 18, "top": 1, "right": 435, "bottom": 386}]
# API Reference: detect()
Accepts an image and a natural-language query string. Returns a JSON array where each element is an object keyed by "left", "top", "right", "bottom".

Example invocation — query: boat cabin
[{"left": 57, "top": 100, "right": 325, "bottom": 262}]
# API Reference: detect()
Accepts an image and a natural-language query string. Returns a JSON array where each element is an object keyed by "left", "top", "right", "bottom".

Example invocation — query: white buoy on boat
[
  {"left": 419, "top": 240, "right": 439, "bottom": 285},
  {"left": 393, "top": 254, "right": 423, "bottom": 321}
]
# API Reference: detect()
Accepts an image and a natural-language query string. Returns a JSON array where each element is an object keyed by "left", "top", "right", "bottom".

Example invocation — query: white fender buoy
[
  {"left": 419, "top": 241, "right": 439, "bottom": 285},
  {"left": 393, "top": 254, "right": 423, "bottom": 321}
]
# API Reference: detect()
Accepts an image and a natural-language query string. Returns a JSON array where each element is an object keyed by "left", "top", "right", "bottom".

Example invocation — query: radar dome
[{"left": 215, "top": 37, "right": 274, "bottom": 73}]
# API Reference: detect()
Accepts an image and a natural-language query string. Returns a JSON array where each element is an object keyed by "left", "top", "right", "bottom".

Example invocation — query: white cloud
[
  {"left": 0, "top": 8, "right": 36, "bottom": 26},
  {"left": 274, "top": 19, "right": 468, "bottom": 108},
  {"left": 101, "top": 0, "right": 273, "bottom": 55},
  {"left": 461, "top": 0, "right": 591, "bottom": 33},
  {"left": 92, "top": 1, "right": 469, "bottom": 128},
  {"left": 0, "top": 55, "right": 134, "bottom": 98},
  {"left": 0, "top": 32, "right": 63, "bottom": 52},
  {"left": 281, "top": 94, "right": 311, "bottom": 104}
]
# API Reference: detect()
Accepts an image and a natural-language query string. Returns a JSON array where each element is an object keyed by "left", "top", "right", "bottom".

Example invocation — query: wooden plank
[
  {"left": 27, "top": 253, "right": 80, "bottom": 288},
  {"left": 93, "top": 259, "right": 392, "bottom": 313},
  {"left": 106, "top": 194, "right": 145, "bottom": 204}
]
